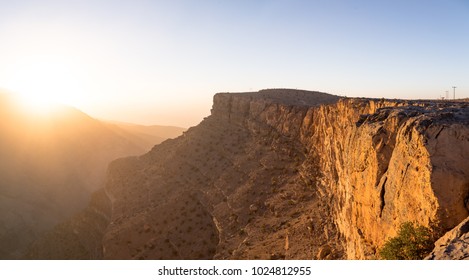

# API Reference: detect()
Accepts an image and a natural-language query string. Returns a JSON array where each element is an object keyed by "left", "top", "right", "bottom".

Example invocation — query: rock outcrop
[
  {"left": 425, "top": 216, "right": 469, "bottom": 260},
  {"left": 26, "top": 89, "right": 469, "bottom": 259}
]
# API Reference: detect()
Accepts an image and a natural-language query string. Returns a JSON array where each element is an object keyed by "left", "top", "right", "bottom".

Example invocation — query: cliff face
[
  {"left": 303, "top": 99, "right": 469, "bottom": 258},
  {"left": 211, "top": 91, "right": 469, "bottom": 259},
  {"left": 27, "top": 89, "right": 469, "bottom": 259}
]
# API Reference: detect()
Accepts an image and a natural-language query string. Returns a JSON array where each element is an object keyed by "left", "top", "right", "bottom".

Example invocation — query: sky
[{"left": 0, "top": 0, "right": 468, "bottom": 127}]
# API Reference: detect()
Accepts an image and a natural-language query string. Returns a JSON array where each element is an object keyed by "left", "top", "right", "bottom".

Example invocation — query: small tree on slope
[{"left": 379, "top": 222, "right": 435, "bottom": 260}]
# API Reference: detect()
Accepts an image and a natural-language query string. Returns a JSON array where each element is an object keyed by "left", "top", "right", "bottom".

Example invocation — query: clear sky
[{"left": 0, "top": 0, "right": 468, "bottom": 127}]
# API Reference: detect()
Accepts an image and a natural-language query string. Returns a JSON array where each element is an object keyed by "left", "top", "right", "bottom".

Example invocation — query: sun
[{"left": 4, "top": 55, "right": 85, "bottom": 114}]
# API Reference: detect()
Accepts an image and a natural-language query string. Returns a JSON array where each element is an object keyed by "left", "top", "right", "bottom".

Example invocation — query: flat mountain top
[{"left": 217, "top": 89, "right": 341, "bottom": 106}]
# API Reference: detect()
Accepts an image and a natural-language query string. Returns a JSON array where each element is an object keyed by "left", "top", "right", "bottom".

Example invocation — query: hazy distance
[{"left": 0, "top": 0, "right": 468, "bottom": 127}]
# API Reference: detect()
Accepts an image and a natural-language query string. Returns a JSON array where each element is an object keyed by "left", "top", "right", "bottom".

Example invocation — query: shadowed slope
[{"left": 0, "top": 91, "right": 183, "bottom": 259}]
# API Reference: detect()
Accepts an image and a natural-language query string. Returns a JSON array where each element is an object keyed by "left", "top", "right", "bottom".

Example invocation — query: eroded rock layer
[{"left": 26, "top": 89, "right": 469, "bottom": 259}]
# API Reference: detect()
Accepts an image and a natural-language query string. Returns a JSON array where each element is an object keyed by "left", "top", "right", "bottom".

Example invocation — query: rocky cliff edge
[{"left": 26, "top": 89, "right": 469, "bottom": 259}]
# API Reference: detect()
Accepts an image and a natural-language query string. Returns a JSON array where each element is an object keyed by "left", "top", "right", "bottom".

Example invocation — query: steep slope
[
  {"left": 26, "top": 89, "right": 469, "bottom": 259},
  {"left": 0, "top": 92, "right": 183, "bottom": 259}
]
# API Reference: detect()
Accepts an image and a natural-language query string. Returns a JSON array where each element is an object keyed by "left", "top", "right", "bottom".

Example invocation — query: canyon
[
  {"left": 0, "top": 93, "right": 184, "bottom": 259},
  {"left": 25, "top": 89, "right": 469, "bottom": 259}
]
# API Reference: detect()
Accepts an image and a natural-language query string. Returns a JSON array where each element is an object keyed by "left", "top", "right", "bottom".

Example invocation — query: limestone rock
[{"left": 425, "top": 216, "right": 469, "bottom": 260}]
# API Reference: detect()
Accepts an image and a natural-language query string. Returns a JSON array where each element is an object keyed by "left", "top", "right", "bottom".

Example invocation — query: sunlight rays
[{"left": 4, "top": 55, "right": 86, "bottom": 114}]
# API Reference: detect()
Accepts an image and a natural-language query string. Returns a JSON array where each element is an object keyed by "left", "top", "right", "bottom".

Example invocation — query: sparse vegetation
[{"left": 379, "top": 222, "right": 435, "bottom": 260}]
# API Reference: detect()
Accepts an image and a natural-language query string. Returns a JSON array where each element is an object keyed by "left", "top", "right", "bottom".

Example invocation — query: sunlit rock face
[
  {"left": 304, "top": 98, "right": 469, "bottom": 259},
  {"left": 26, "top": 89, "right": 469, "bottom": 260}
]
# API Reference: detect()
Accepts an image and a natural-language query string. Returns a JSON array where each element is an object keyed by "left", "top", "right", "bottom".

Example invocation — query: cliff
[{"left": 26, "top": 89, "right": 469, "bottom": 259}]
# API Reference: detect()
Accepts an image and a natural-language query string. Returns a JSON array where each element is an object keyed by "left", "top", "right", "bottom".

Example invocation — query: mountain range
[{"left": 0, "top": 92, "right": 185, "bottom": 259}]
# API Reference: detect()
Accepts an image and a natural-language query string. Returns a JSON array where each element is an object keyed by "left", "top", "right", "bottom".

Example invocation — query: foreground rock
[
  {"left": 26, "top": 89, "right": 469, "bottom": 259},
  {"left": 425, "top": 216, "right": 469, "bottom": 260}
]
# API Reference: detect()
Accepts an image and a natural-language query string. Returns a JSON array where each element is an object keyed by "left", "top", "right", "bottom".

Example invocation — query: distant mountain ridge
[
  {"left": 104, "top": 121, "right": 186, "bottom": 152},
  {"left": 0, "top": 91, "right": 185, "bottom": 259}
]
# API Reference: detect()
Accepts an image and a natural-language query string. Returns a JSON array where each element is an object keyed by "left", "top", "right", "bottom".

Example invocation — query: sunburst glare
[{"left": 4, "top": 55, "right": 86, "bottom": 114}]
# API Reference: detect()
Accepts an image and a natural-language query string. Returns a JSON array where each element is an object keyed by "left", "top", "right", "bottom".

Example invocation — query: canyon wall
[
  {"left": 27, "top": 89, "right": 469, "bottom": 259},
  {"left": 301, "top": 98, "right": 469, "bottom": 258},
  {"left": 212, "top": 91, "right": 469, "bottom": 259}
]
